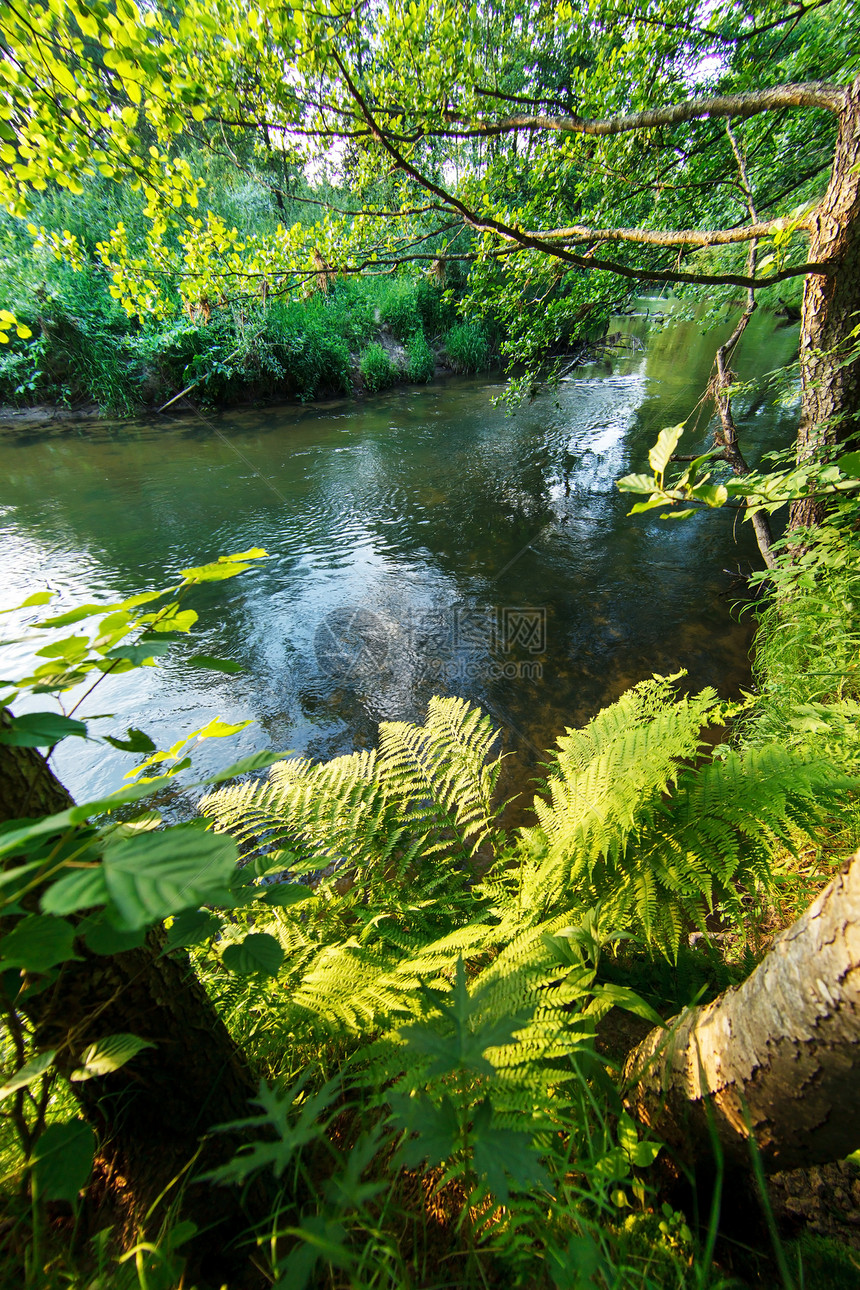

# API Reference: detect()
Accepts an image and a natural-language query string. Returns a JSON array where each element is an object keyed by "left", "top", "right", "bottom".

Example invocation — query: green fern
[
  {"left": 197, "top": 678, "right": 855, "bottom": 1052},
  {"left": 506, "top": 677, "right": 856, "bottom": 956}
]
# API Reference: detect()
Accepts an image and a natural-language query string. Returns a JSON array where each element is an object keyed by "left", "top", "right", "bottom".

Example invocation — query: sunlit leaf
[
  {"left": 36, "top": 603, "right": 117, "bottom": 629},
  {"left": 0, "top": 1049, "right": 56, "bottom": 1101},
  {"left": 70, "top": 1033, "right": 155, "bottom": 1081},
  {"left": 0, "top": 590, "right": 56, "bottom": 614},
  {"left": 648, "top": 425, "right": 685, "bottom": 477},
  {"left": 193, "top": 717, "right": 252, "bottom": 740},
  {"left": 180, "top": 561, "right": 253, "bottom": 582}
]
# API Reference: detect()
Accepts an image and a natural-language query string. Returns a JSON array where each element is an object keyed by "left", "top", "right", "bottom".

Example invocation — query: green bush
[
  {"left": 406, "top": 329, "right": 435, "bottom": 383},
  {"left": 377, "top": 277, "right": 421, "bottom": 339},
  {"left": 360, "top": 341, "right": 397, "bottom": 392},
  {"left": 376, "top": 276, "right": 456, "bottom": 340},
  {"left": 415, "top": 277, "right": 456, "bottom": 335},
  {"left": 445, "top": 320, "right": 491, "bottom": 374},
  {"left": 268, "top": 299, "right": 352, "bottom": 399}
]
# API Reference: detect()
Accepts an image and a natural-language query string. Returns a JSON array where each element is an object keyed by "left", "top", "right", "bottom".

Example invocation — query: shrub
[
  {"left": 406, "top": 329, "right": 435, "bottom": 383},
  {"left": 0, "top": 340, "right": 43, "bottom": 407},
  {"left": 445, "top": 321, "right": 491, "bottom": 374},
  {"left": 415, "top": 277, "right": 456, "bottom": 335},
  {"left": 360, "top": 342, "right": 397, "bottom": 392},
  {"left": 377, "top": 278, "right": 421, "bottom": 339}
]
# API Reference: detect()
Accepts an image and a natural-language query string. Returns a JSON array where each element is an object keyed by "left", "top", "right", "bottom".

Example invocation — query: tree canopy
[{"left": 0, "top": 0, "right": 856, "bottom": 374}]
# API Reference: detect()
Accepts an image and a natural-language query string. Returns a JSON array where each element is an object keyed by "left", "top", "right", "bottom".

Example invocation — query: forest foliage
[
  {"left": 1, "top": 485, "right": 859, "bottom": 1286},
  {"left": 1, "top": 0, "right": 860, "bottom": 1287}
]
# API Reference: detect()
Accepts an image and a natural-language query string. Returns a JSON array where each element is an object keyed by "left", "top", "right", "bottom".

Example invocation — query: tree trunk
[
  {"left": 624, "top": 851, "right": 860, "bottom": 1175},
  {"left": 791, "top": 76, "right": 860, "bottom": 528},
  {"left": 0, "top": 732, "right": 263, "bottom": 1281}
]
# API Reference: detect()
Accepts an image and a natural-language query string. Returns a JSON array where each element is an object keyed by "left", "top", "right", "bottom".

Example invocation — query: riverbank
[
  {"left": 0, "top": 271, "right": 504, "bottom": 415},
  {"left": 0, "top": 314, "right": 611, "bottom": 425},
  {"left": 0, "top": 303, "right": 800, "bottom": 802}
]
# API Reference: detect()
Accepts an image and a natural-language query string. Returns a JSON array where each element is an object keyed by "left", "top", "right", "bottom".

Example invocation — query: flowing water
[{"left": 0, "top": 301, "right": 799, "bottom": 810}]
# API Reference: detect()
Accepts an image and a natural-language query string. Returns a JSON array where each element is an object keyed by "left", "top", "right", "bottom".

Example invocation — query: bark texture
[
  {"left": 0, "top": 730, "right": 263, "bottom": 1278},
  {"left": 625, "top": 851, "right": 860, "bottom": 1174},
  {"left": 792, "top": 75, "right": 860, "bottom": 526},
  {"left": 444, "top": 81, "right": 846, "bottom": 138}
]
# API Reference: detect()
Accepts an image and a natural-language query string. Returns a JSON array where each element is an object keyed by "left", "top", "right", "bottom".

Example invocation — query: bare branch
[
  {"left": 521, "top": 217, "right": 798, "bottom": 249},
  {"left": 440, "top": 81, "right": 845, "bottom": 139}
]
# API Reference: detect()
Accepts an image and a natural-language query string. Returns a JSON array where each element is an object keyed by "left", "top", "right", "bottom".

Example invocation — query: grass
[
  {"left": 0, "top": 269, "right": 501, "bottom": 414},
  {"left": 0, "top": 177, "right": 499, "bottom": 416}
]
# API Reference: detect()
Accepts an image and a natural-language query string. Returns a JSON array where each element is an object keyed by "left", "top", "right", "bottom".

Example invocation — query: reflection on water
[{"left": 0, "top": 301, "right": 799, "bottom": 808}]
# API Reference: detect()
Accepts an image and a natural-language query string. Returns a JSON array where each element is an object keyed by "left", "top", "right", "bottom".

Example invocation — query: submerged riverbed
[{"left": 0, "top": 301, "right": 799, "bottom": 807}]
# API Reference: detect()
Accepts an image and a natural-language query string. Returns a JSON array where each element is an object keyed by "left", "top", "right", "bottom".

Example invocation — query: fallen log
[{"left": 625, "top": 852, "right": 860, "bottom": 1174}]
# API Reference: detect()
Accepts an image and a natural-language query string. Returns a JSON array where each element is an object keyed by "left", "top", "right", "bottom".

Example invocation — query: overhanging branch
[{"left": 438, "top": 81, "right": 845, "bottom": 138}]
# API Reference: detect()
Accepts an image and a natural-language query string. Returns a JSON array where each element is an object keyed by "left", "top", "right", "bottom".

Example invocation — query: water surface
[{"left": 0, "top": 302, "right": 799, "bottom": 807}]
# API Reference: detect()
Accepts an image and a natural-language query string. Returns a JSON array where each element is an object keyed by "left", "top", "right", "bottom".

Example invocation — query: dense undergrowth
[
  {"left": 0, "top": 174, "right": 501, "bottom": 416},
  {"left": 1, "top": 495, "right": 859, "bottom": 1289}
]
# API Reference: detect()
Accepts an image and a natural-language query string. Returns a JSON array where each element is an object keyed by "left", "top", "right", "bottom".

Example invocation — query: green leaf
[
  {"left": 104, "top": 727, "right": 157, "bottom": 753},
  {"left": 0, "top": 915, "right": 78, "bottom": 972},
  {"left": 0, "top": 590, "right": 56, "bottom": 614},
  {"left": 41, "top": 867, "right": 109, "bottom": 916},
  {"left": 163, "top": 908, "right": 222, "bottom": 951},
  {"left": 193, "top": 717, "right": 252, "bottom": 740},
  {"left": 222, "top": 932, "right": 284, "bottom": 976},
  {"left": 102, "top": 824, "right": 238, "bottom": 929},
  {"left": 0, "top": 712, "right": 88, "bottom": 747},
  {"left": 37, "top": 603, "right": 116, "bottom": 628},
  {"left": 616, "top": 472, "right": 658, "bottom": 494},
  {"left": 0, "top": 776, "right": 195, "bottom": 861},
  {"left": 34, "top": 634, "right": 89, "bottom": 661},
  {"left": 148, "top": 609, "right": 198, "bottom": 633},
  {"left": 81, "top": 916, "right": 146, "bottom": 956},
  {"left": 257, "top": 882, "right": 314, "bottom": 908},
  {"left": 630, "top": 1140, "right": 661, "bottom": 1168},
  {"left": 471, "top": 1100, "right": 547, "bottom": 1200},
  {"left": 203, "top": 751, "right": 287, "bottom": 784},
  {"left": 30, "top": 1120, "right": 95, "bottom": 1203},
  {"left": 628, "top": 496, "right": 666, "bottom": 515},
  {"left": 648, "top": 424, "right": 685, "bottom": 477},
  {"left": 836, "top": 451, "right": 860, "bottom": 478},
  {"left": 660, "top": 508, "right": 697, "bottom": 520},
  {"left": 104, "top": 643, "right": 170, "bottom": 665},
  {"left": 0, "top": 1050, "right": 56, "bottom": 1100},
  {"left": 688, "top": 483, "right": 728, "bottom": 508},
  {"left": 180, "top": 561, "right": 253, "bottom": 582},
  {"left": 70, "top": 1033, "right": 155, "bottom": 1081},
  {"left": 187, "top": 654, "right": 243, "bottom": 673},
  {"left": 595, "top": 984, "right": 665, "bottom": 1029},
  {"left": 118, "top": 588, "right": 175, "bottom": 610},
  {"left": 390, "top": 1092, "right": 459, "bottom": 1169}
]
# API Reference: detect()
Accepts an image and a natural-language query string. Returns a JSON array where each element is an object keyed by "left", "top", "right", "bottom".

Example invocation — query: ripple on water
[{"left": 0, "top": 308, "right": 800, "bottom": 803}]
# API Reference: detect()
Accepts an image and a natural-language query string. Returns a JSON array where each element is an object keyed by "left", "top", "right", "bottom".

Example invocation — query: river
[{"left": 0, "top": 301, "right": 799, "bottom": 810}]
